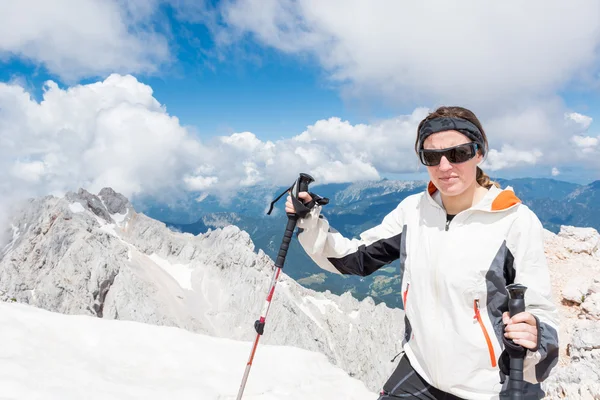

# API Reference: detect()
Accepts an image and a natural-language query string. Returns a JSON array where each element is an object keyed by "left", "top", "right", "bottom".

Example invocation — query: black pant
[
  {"left": 377, "top": 354, "right": 545, "bottom": 399},
  {"left": 377, "top": 355, "right": 463, "bottom": 399}
]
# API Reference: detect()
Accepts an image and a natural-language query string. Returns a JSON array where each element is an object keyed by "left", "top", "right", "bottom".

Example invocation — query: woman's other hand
[{"left": 503, "top": 311, "right": 538, "bottom": 350}]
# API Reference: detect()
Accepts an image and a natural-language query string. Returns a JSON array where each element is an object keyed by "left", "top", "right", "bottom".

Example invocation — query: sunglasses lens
[
  {"left": 450, "top": 145, "right": 473, "bottom": 163},
  {"left": 420, "top": 143, "right": 476, "bottom": 166},
  {"left": 422, "top": 152, "right": 442, "bottom": 166}
]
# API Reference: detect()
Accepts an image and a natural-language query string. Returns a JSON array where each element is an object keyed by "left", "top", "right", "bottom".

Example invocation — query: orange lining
[
  {"left": 403, "top": 284, "right": 410, "bottom": 308},
  {"left": 473, "top": 300, "right": 497, "bottom": 368},
  {"left": 491, "top": 191, "right": 521, "bottom": 211},
  {"left": 427, "top": 181, "right": 437, "bottom": 195}
]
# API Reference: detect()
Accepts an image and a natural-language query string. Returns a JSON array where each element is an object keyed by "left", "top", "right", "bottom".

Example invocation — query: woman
[{"left": 285, "top": 106, "right": 559, "bottom": 399}]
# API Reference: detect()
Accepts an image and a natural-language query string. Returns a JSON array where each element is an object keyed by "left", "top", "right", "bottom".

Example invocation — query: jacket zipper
[
  {"left": 403, "top": 283, "right": 410, "bottom": 309},
  {"left": 473, "top": 299, "right": 497, "bottom": 368}
]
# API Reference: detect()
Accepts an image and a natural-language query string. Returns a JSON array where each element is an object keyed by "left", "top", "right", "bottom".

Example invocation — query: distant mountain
[{"left": 140, "top": 178, "right": 600, "bottom": 309}]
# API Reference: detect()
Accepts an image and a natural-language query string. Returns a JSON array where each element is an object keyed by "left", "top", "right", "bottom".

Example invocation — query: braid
[{"left": 476, "top": 167, "right": 500, "bottom": 189}]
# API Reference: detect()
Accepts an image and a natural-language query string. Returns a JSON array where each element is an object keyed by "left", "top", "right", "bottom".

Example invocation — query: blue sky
[
  {"left": 0, "top": 19, "right": 401, "bottom": 141},
  {"left": 1, "top": 0, "right": 599, "bottom": 203}
]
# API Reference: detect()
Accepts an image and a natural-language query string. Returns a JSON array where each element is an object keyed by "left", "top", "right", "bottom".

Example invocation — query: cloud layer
[
  {"left": 1, "top": 75, "right": 597, "bottom": 209},
  {"left": 0, "top": 0, "right": 170, "bottom": 82},
  {"left": 217, "top": 0, "right": 600, "bottom": 107}
]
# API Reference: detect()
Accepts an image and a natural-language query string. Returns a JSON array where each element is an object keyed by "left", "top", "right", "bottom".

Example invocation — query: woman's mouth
[{"left": 439, "top": 176, "right": 458, "bottom": 183}]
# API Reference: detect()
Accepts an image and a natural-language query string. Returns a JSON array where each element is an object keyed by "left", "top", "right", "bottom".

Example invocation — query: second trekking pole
[{"left": 505, "top": 283, "right": 528, "bottom": 400}]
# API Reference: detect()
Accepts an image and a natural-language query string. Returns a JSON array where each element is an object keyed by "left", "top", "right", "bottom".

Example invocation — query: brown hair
[{"left": 415, "top": 106, "right": 500, "bottom": 189}]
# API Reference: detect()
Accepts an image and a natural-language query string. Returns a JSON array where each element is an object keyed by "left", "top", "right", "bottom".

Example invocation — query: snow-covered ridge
[{"left": 0, "top": 187, "right": 404, "bottom": 393}]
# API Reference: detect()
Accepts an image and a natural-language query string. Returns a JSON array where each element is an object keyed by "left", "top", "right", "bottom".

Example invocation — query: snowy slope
[{"left": 0, "top": 302, "right": 376, "bottom": 400}]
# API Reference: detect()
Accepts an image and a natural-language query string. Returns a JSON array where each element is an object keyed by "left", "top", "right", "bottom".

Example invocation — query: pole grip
[
  {"left": 275, "top": 216, "right": 297, "bottom": 269},
  {"left": 508, "top": 358, "right": 524, "bottom": 399}
]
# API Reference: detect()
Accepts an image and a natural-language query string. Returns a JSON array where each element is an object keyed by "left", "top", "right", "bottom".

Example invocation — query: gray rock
[
  {"left": 582, "top": 293, "right": 600, "bottom": 320},
  {"left": 563, "top": 276, "right": 592, "bottom": 304},
  {"left": 570, "top": 321, "right": 600, "bottom": 355},
  {"left": 557, "top": 226, "right": 600, "bottom": 256},
  {"left": 98, "top": 187, "right": 130, "bottom": 215}
]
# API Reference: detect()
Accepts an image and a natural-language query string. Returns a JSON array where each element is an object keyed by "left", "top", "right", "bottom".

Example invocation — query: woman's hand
[
  {"left": 503, "top": 311, "right": 538, "bottom": 350},
  {"left": 285, "top": 192, "right": 313, "bottom": 214}
]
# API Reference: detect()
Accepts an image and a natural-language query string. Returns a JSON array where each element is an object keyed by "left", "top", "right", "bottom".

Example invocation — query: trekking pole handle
[
  {"left": 275, "top": 173, "right": 315, "bottom": 267},
  {"left": 507, "top": 283, "right": 527, "bottom": 317},
  {"left": 288, "top": 173, "right": 314, "bottom": 217},
  {"left": 506, "top": 283, "right": 527, "bottom": 400}
]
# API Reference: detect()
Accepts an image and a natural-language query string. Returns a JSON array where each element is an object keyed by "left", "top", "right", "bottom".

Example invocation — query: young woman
[{"left": 285, "top": 106, "right": 559, "bottom": 399}]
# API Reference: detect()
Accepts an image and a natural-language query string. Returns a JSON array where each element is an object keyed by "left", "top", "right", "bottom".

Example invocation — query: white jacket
[{"left": 296, "top": 183, "right": 560, "bottom": 400}]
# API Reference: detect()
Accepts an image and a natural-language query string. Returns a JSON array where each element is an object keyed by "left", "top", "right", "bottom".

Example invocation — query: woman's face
[{"left": 422, "top": 130, "right": 483, "bottom": 197}]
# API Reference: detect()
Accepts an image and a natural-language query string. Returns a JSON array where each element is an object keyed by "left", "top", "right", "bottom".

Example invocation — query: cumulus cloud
[
  {"left": 0, "top": 0, "right": 170, "bottom": 82},
  {"left": 571, "top": 135, "right": 599, "bottom": 154},
  {"left": 552, "top": 167, "right": 560, "bottom": 177},
  {"left": 0, "top": 75, "right": 401, "bottom": 207},
  {"left": 216, "top": 0, "right": 600, "bottom": 107},
  {"left": 0, "top": 74, "right": 597, "bottom": 216},
  {"left": 566, "top": 112, "right": 593, "bottom": 132},
  {"left": 0, "top": 74, "right": 203, "bottom": 202},
  {"left": 482, "top": 145, "right": 543, "bottom": 171}
]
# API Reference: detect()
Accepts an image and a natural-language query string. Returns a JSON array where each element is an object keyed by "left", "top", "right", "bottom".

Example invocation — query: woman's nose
[{"left": 438, "top": 156, "right": 452, "bottom": 170}]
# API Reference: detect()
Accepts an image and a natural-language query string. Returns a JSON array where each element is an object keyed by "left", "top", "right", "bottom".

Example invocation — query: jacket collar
[{"left": 426, "top": 181, "right": 521, "bottom": 213}]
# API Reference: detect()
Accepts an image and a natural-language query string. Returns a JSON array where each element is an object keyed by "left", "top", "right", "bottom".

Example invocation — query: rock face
[
  {"left": 541, "top": 227, "right": 600, "bottom": 399},
  {"left": 0, "top": 188, "right": 403, "bottom": 392}
]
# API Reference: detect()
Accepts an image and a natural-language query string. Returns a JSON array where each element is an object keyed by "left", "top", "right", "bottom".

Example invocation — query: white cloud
[
  {"left": 0, "top": 74, "right": 203, "bottom": 202},
  {"left": 0, "top": 0, "right": 170, "bottom": 82},
  {"left": 220, "top": 131, "right": 264, "bottom": 152},
  {"left": 552, "top": 167, "right": 560, "bottom": 177},
  {"left": 482, "top": 145, "right": 543, "bottom": 171},
  {"left": 566, "top": 112, "right": 593, "bottom": 132},
  {"left": 10, "top": 160, "right": 46, "bottom": 183},
  {"left": 183, "top": 175, "right": 219, "bottom": 191},
  {"left": 217, "top": 0, "right": 600, "bottom": 107},
  {"left": 571, "top": 135, "right": 599, "bottom": 154},
  {"left": 1, "top": 75, "right": 598, "bottom": 214}
]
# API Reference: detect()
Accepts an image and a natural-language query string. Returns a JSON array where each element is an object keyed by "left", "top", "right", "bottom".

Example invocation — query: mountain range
[{"left": 138, "top": 177, "right": 600, "bottom": 309}]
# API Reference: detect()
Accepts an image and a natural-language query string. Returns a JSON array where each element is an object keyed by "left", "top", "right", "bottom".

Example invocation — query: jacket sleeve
[
  {"left": 296, "top": 202, "right": 405, "bottom": 277},
  {"left": 506, "top": 205, "right": 560, "bottom": 383}
]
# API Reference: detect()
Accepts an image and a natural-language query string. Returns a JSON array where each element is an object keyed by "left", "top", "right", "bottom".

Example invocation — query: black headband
[{"left": 417, "top": 117, "right": 486, "bottom": 155}]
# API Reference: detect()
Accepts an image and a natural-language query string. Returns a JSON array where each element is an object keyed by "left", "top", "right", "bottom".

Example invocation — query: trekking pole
[
  {"left": 506, "top": 283, "right": 528, "bottom": 400},
  {"left": 236, "top": 173, "right": 325, "bottom": 400}
]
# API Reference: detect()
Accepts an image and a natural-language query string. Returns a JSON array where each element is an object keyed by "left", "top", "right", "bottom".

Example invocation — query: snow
[
  {"left": 296, "top": 301, "right": 325, "bottom": 331},
  {"left": 2, "top": 224, "right": 20, "bottom": 255},
  {"left": 69, "top": 202, "right": 86, "bottom": 213},
  {"left": 148, "top": 253, "right": 193, "bottom": 290},
  {"left": 0, "top": 302, "right": 375, "bottom": 400},
  {"left": 349, "top": 310, "right": 360, "bottom": 319},
  {"left": 111, "top": 210, "right": 128, "bottom": 223},
  {"left": 306, "top": 295, "right": 343, "bottom": 314}
]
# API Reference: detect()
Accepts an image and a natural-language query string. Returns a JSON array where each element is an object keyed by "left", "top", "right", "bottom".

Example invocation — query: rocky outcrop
[
  {"left": 0, "top": 188, "right": 403, "bottom": 392},
  {"left": 541, "top": 227, "right": 600, "bottom": 399}
]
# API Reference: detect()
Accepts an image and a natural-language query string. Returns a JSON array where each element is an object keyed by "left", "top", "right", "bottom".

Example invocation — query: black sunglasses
[{"left": 418, "top": 143, "right": 479, "bottom": 166}]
